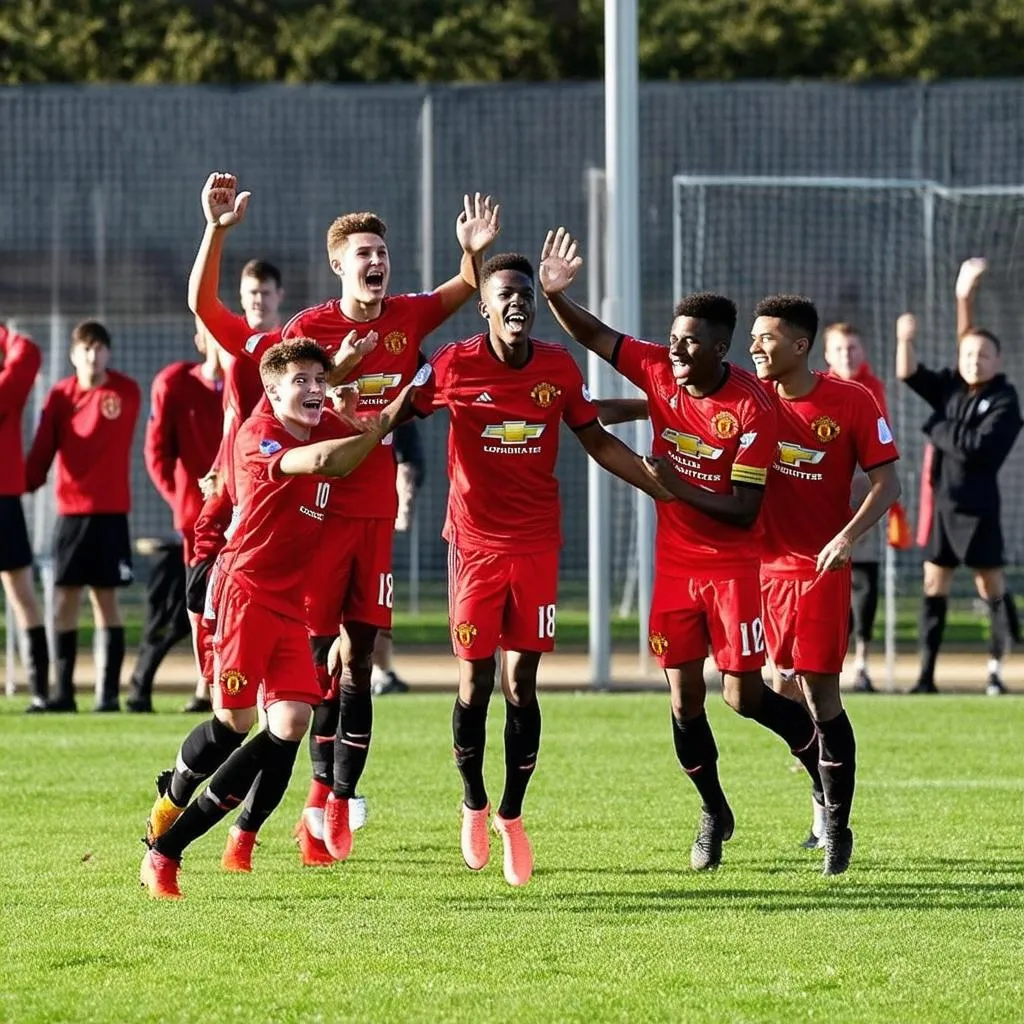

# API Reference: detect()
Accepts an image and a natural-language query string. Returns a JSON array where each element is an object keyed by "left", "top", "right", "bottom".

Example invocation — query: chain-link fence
[{"left": 3, "top": 82, "right": 1023, "bottom": 616}]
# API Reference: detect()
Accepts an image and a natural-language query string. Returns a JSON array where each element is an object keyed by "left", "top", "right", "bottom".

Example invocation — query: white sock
[
  {"left": 812, "top": 796, "right": 827, "bottom": 839},
  {"left": 988, "top": 658, "right": 1002, "bottom": 677},
  {"left": 303, "top": 806, "right": 326, "bottom": 840}
]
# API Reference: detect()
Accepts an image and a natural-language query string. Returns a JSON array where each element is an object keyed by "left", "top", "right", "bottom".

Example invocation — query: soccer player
[
  {"left": 127, "top": 320, "right": 225, "bottom": 713},
  {"left": 750, "top": 295, "right": 900, "bottom": 875},
  {"left": 412, "top": 250, "right": 673, "bottom": 887},
  {"left": 140, "top": 338, "right": 412, "bottom": 899},
  {"left": 0, "top": 324, "right": 49, "bottom": 712},
  {"left": 541, "top": 229, "right": 827, "bottom": 873},
  {"left": 188, "top": 172, "right": 500, "bottom": 865},
  {"left": 823, "top": 323, "right": 893, "bottom": 694},
  {"left": 897, "top": 257, "right": 1023, "bottom": 695},
  {"left": 26, "top": 321, "right": 141, "bottom": 713}
]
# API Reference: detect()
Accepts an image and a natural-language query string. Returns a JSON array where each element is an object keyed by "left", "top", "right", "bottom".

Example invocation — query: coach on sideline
[{"left": 896, "top": 264, "right": 1022, "bottom": 695}]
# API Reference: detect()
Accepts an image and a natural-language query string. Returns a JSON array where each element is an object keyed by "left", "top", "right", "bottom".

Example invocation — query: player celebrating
[
  {"left": 412, "top": 250, "right": 672, "bottom": 887},
  {"left": 140, "top": 338, "right": 412, "bottom": 899},
  {"left": 188, "top": 173, "right": 500, "bottom": 866},
  {"left": 750, "top": 295, "right": 900, "bottom": 876},
  {"left": 542, "top": 229, "right": 827, "bottom": 872}
]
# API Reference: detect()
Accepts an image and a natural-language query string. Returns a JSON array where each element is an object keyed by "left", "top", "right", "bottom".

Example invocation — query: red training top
[{"left": 0, "top": 327, "right": 42, "bottom": 496}]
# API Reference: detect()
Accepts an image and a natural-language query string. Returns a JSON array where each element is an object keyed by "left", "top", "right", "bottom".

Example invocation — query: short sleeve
[
  {"left": 730, "top": 397, "right": 777, "bottom": 488},
  {"left": 559, "top": 357, "right": 600, "bottom": 431},
  {"left": 852, "top": 389, "right": 899, "bottom": 471},
  {"left": 610, "top": 335, "right": 660, "bottom": 393},
  {"left": 236, "top": 420, "right": 292, "bottom": 484},
  {"left": 411, "top": 345, "right": 449, "bottom": 417}
]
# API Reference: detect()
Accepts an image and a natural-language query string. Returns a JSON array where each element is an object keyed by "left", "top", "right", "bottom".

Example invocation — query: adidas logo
[{"left": 474, "top": 392, "right": 494, "bottom": 403}]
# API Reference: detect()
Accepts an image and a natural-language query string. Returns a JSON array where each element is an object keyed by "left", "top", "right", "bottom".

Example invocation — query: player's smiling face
[
  {"left": 481, "top": 270, "right": 536, "bottom": 347},
  {"left": 334, "top": 232, "right": 391, "bottom": 305},
  {"left": 750, "top": 316, "right": 806, "bottom": 380},
  {"left": 668, "top": 316, "right": 726, "bottom": 387},
  {"left": 267, "top": 360, "right": 327, "bottom": 431}
]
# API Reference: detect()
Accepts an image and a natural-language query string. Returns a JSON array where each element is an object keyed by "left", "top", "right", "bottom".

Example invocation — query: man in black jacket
[{"left": 896, "top": 258, "right": 1023, "bottom": 694}]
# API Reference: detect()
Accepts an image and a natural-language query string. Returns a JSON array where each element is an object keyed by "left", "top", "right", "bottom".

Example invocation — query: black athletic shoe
[
  {"left": 182, "top": 696, "right": 213, "bottom": 713},
  {"left": 93, "top": 701, "right": 121, "bottom": 713},
  {"left": 986, "top": 674, "right": 1007, "bottom": 697},
  {"left": 908, "top": 678, "right": 938, "bottom": 694},
  {"left": 46, "top": 696, "right": 78, "bottom": 713},
  {"left": 373, "top": 671, "right": 410, "bottom": 696},
  {"left": 822, "top": 823, "right": 854, "bottom": 876},
  {"left": 852, "top": 669, "right": 875, "bottom": 693},
  {"left": 690, "top": 802, "right": 735, "bottom": 871},
  {"left": 800, "top": 830, "right": 825, "bottom": 850},
  {"left": 24, "top": 699, "right": 49, "bottom": 714},
  {"left": 126, "top": 696, "right": 155, "bottom": 713}
]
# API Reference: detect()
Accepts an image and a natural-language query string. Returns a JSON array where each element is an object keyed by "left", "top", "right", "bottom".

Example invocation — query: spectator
[
  {"left": 896, "top": 257, "right": 1023, "bottom": 694},
  {"left": 0, "top": 325, "right": 49, "bottom": 712},
  {"left": 26, "top": 321, "right": 141, "bottom": 712}
]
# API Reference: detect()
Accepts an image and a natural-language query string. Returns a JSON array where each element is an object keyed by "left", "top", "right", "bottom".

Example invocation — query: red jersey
[
  {"left": 0, "top": 327, "right": 42, "bottom": 496},
  {"left": 828, "top": 363, "right": 891, "bottom": 422},
  {"left": 280, "top": 293, "right": 448, "bottom": 519},
  {"left": 412, "top": 334, "right": 599, "bottom": 553},
  {"left": 144, "top": 362, "right": 224, "bottom": 534},
  {"left": 760, "top": 373, "right": 899, "bottom": 576},
  {"left": 613, "top": 336, "right": 777, "bottom": 575},
  {"left": 26, "top": 370, "right": 141, "bottom": 515},
  {"left": 216, "top": 410, "right": 343, "bottom": 621}
]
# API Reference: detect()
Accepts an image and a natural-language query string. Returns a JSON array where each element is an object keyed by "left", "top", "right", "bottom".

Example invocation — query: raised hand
[
  {"left": 895, "top": 313, "right": 917, "bottom": 345},
  {"left": 201, "top": 172, "right": 250, "bottom": 229},
  {"left": 955, "top": 257, "right": 987, "bottom": 300},
  {"left": 456, "top": 193, "right": 501, "bottom": 256},
  {"left": 335, "top": 329, "right": 378, "bottom": 367},
  {"left": 540, "top": 227, "right": 584, "bottom": 296}
]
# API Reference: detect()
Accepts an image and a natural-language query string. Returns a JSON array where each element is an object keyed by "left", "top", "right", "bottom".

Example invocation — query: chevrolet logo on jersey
[
  {"left": 661, "top": 428, "right": 723, "bottom": 460},
  {"left": 356, "top": 373, "right": 402, "bottom": 396},
  {"left": 481, "top": 421, "right": 546, "bottom": 445},
  {"left": 776, "top": 442, "right": 826, "bottom": 467}
]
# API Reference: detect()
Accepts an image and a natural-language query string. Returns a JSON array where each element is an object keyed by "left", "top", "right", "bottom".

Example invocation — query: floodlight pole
[{"left": 604, "top": 0, "right": 651, "bottom": 673}]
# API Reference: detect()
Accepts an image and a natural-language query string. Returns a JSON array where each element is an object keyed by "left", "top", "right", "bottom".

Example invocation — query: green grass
[{"left": 2, "top": 693, "right": 1023, "bottom": 1022}]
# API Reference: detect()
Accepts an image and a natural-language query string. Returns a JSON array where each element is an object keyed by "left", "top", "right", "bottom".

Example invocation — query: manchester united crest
[
  {"left": 100, "top": 393, "right": 122, "bottom": 420},
  {"left": 220, "top": 668, "right": 248, "bottom": 696},
  {"left": 383, "top": 330, "right": 407, "bottom": 355},
  {"left": 711, "top": 410, "right": 739, "bottom": 439},
  {"left": 531, "top": 382, "right": 562, "bottom": 409},
  {"left": 454, "top": 622, "right": 478, "bottom": 648},
  {"left": 648, "top": 632, "right": 670, "bottom": 657},
  {"left": 811, "top": 415, "right": 841, "bottom": 443}
]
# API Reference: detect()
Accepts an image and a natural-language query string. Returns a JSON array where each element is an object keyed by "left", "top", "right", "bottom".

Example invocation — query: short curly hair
[
  {"left": 326, "top": 213, "right": 388, "bottom": 258},
  {"left": 673, "top": 292, "right": 737, "bottom": 341},
  {"left": 754, "top": 294, "right": 820, "bottom": 348},
  {"left": 259, "top": 338, "right": 330, "bottom": 383}
]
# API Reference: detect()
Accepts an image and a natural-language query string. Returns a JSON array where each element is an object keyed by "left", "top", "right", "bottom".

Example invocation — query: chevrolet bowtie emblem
[{"left": 481, "top": 421, "right": 546, "bottom": 444}]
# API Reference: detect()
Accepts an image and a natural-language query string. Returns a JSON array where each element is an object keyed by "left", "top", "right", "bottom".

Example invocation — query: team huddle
[{"left": 0, "top": 170, "right": 903, "bottom": 899}]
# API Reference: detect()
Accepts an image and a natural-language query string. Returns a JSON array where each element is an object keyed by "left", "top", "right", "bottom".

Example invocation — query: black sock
[
  {"left": 671, "top": 711, "right": 727, "bottom": 812},
  {"left": 452, "top": 698, "right": 489, "bottom": 810},
  {"left": 155, "top": 730, "right": 277, "bottom": 860},
  {"left": 333, "top": 688, "right": 373, "bottom": 798},
  {"left": 55, "top": 630, "right": 77, "bottom": 702},
  {"left": 987, "top": 596, "right": 1009, "bottom": 663},
  {"left": 748, "top": 684, "right": 824, "bottom": 803},
  {"left": 817, "top": 711, "right": 857, "bottom": 831},
  {"left": 26, "top": 625, "right": 49, "bottom": 703},
  {"left": 235, "top": 734, "right": 302, "bottom": 834},
  {"left": 309, "top": 699, "right": 339, "bottom": 787},
  {"left": 96, "top": 626, "right": 125, "bottom": 706},
  {"left": 168, "top": 716, "right": 247, "bottom": 807},
  {"left": 919, "top": 595, "right": 948, "bottom": 683},
  {"left": 498, "top": 697, "right": 541, "bottom": 820}
]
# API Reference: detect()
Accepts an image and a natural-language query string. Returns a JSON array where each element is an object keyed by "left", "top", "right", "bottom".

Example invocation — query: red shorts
[
  {"left": 648, "top": 570, "right": 766, "bottom": 673},
  {"left": 448, "top": 545, "right": 559, "bottom": 660},
  {"left": 760, "top": 569, "right": 851, "bottom": 675},
  {"left": 211, "top": 578, "right": 320, "bottom": 709},
  {"left": 305, "top": 518, "right": 395, "bottom": 635}
]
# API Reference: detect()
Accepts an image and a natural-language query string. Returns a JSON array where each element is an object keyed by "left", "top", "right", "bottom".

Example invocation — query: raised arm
[
  {"left": 187, "top": 173, "right": 253, "bottom": 358},
  {"left": 540, "top": 227, "right": 621, "bottom": 362},
  {"left": 0, "top": 330, "right": 41, "bottom": 411},
  {"left": 955, "top": 257, "right": 986, "bottom": 338},
  {"left": 895, "top": 313, "right": 918, "bottom": 381},
  {"left": 431, "top": 193, "right": 501, "bottom": 315}
]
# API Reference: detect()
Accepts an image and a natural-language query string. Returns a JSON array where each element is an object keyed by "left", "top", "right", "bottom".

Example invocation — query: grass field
[{"left": 3, "top": 693, "right": 1023, "bottom": 1023}]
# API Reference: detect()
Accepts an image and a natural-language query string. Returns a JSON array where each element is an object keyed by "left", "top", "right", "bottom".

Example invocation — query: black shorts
[
  {"left": 0, "top": 495, "right": 33, "bottom": 573},
  {"left": 54, "top": 513, "right": 134, "bottom": 588},
  {"left": 924, "top": 505, "right": 1004, "bottom": 570}
]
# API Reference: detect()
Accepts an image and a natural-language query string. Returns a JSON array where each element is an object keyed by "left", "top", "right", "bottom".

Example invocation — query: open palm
[
  {"left": 456, "top": 193, "right": 501, "bottom": 255},
  {"left": 202, "top": 172, "right": 250, "bottom": 228},
  {"left": 539, "top": 227, "right": 583, "bottom": 295}
]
